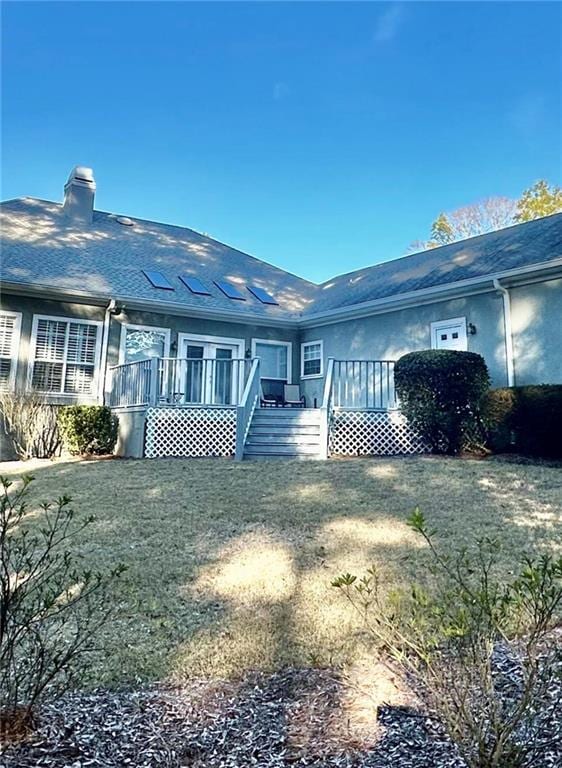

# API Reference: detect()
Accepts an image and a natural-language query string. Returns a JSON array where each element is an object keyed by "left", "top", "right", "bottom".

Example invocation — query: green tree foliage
[
  {"left": 430, "top": 212, "right": 455, "bottom": 245},
  {"left": 514, "top": 180, "right": 562, "bottom": 222}
]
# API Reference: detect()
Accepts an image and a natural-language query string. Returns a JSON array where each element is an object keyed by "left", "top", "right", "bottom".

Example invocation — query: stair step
[
  {"left": 252, "top": 416, "right": 321, "bottom": 426},
  {"left": 249, "top": 425, "right": 320, "bottom": 436},
  {"left": 255, "top": 409, "right": 320, "bottom": 419},
  {"left": 246, "top": 435, "right": 320, "bottom": 446},
  {"left": 244, "top": 443, "right": 321, "bottom": 456}
]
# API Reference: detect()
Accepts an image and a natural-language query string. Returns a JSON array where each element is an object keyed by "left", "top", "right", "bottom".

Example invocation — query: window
[
  {"left": 29, "top": 315, "right": 102, "bottom": 395},
  {"left": 247, "top": 285, "right": 278, "bottom": 305},
  {"left": 142, "top": 270, "right": 174, "bottom": 290},
  {"left": 180, "top": 276, "right": 211, "bottom": 295},
  {"left": 301, "top": 340, "right": 323, "bottom": 378},
  {"left": 0, "top": 311, "right": 22, "bottom": 391},
  {"left": 430, "top": 317, "right": 468, "bottom": 351},
  {"left": 252, "top": 339, "right": 291, "bottom": 381},
  {"left": 120, "top": 324, "right": 171, "bottom": 363},
  {"left": 214, "top": 280, "right": 246, "bottom": 301}
]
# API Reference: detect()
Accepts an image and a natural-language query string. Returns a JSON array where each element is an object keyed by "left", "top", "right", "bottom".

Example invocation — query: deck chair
[
  {"left": 260, "top": 378, "right": 284, "bottom": 407},
  {"left": 283, "top": 384, "right": 306, "bottom": 408}
]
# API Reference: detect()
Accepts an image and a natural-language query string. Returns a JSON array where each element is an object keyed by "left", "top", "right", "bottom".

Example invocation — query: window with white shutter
[
  {"left": 29, "top": 315, "right": 101, "bottom": 395},
  {"left": 0, "top": 311, "right": 22, "bottom": 390}
]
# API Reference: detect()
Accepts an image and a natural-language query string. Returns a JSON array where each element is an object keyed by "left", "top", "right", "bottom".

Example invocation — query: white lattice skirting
[
  {"left": 329, "top": 410, "right": 426, "bottom": 456},
  {"left": 145, "top": 407, "right": 236, "bottom": 458}
]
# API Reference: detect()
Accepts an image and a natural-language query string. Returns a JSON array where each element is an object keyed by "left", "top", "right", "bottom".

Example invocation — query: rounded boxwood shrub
[
  {"left": 58, "top": 405, "right": 118, "bottom": 456},
  {"left": 394, "top": 350, "right": 490, "bottom": 454}
]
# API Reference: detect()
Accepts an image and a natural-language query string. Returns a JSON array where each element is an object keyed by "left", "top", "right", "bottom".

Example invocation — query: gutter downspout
[
  {"left": 493, "top": 279, "right": 515, "bottom": 387},
  {"left": 98, "top": 299, "right": 116, "bottom": 404}
]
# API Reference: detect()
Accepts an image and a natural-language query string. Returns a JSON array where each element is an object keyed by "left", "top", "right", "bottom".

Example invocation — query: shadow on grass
[{"left": 1, "top": 455, "right": 561, "bottom": 689}]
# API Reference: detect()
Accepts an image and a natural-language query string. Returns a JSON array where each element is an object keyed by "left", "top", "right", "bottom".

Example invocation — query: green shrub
[
  {"left": 1, "top": 476, "right": 125, "bottom": 725},
  {"left": 58, "top": 405, "right": 118, "bottom": 456},
  {"left": 482, "top": 385, "right": 562, "bottom": 458},
  {"left": 394, "top": 350, "right": 490, "bottom": 454},
  {"left": 332, "top": 509, "right": 562, "bottom": 768}
]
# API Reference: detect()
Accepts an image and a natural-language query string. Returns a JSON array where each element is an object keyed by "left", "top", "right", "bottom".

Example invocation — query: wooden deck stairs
[{"left": 243, "top": 408, "right": 322, "bottom": 459}]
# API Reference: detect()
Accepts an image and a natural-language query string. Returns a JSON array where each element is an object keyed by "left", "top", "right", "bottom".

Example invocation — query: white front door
[
  {"left": 179, "top": 337, "right": 242, "bottom": 404},
  {"left": 430, "top": 318, "right": 468, "bottom": 351}
]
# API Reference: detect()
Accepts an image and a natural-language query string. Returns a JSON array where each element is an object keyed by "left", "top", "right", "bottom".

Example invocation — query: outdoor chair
[
  {"left": 283, "top": 384, "right": 306, "bottom": 408},
  {"left": 260, "top": 378, "right": 285, "bottom": 407}
]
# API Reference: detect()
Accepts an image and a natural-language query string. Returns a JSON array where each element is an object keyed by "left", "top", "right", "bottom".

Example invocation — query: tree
[
  {"left": 515, "top": 180, "right": 562, "bottom": 222},
  {"left": 409, "top": 196, "right": 517, "bottom": 252}
]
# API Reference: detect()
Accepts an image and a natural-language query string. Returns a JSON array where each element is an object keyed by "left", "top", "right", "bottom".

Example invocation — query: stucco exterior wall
[
  {"left": 510, "top": 278, "right": 562, "bottom": 385},
  {"left": 106, "top": 307, "right": 300, "bottom": 382},
  {"left": 299, "top": 290, "right": 509, "bottom": 404}
]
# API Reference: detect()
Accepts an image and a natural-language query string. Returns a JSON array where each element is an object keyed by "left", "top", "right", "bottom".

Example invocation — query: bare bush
[
  {"left": 0, "top": 475, "right": 125, "bottom": 734},
  {"left": 0, "top": 391, "right": 61, "bottom": 459},
  {"left": 332, "top": 509, "right": 562, "bottom": 768}
]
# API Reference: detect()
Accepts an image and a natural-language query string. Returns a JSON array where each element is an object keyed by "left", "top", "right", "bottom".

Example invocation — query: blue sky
[{"left": 2, "top": 1, "right": 561, "bottom": 283}]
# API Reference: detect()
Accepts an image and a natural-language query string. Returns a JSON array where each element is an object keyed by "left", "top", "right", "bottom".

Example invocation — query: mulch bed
[{"left": 3, "top": 647, "right": 561, "bottom": 768}]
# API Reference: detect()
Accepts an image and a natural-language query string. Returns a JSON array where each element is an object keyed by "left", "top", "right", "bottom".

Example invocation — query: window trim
[
  {"left": 119, "top": 323, "right": 171, "bottom": 364},
  {"left": 251, "top": 338, "right": 292, "bottom": 382},
  {"left": 27, "top": 314, "right": 103, "bottom": 397},
  {"left": 300, "top": 339, "right": 324, "bottom": 379},
  {"left": 0, "top": 310, "right": 22, "bottom": 391},
  {"left": 430, "top": 317, "right": 468, "bottom": 350}
]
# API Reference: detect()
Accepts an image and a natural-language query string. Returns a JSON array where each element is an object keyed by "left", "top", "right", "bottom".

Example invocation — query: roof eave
[{"left": 0, "top": 280, "right": 301, "bottom": 329}]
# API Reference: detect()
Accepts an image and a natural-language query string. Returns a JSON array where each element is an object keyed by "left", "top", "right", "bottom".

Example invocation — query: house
[{"left": 1, "top": 167, "right": 561, "bottom": 460}]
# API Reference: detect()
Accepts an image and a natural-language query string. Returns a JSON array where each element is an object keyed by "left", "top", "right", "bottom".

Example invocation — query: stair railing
[
  {"left": 319, "top": 357, "right": 335, "bottom": 460},
  {"left": 235, "top": 358, "right": 261, "bottom": 460}
]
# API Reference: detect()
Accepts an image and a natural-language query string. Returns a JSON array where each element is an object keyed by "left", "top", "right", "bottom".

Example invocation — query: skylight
[
  {"left": 180, "top": 276, "right": 211, "bottom": 295},
  {"left": 142, "top": 270, "right": 174, "bottom": 290},
  {"left": 214, "top": 280, "right": 246, "bottom": 300},
  {"left": 247, "top": 285, "right": 278, "bottom": 305}
]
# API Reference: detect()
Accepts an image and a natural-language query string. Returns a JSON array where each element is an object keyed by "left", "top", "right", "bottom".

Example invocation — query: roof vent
[
  {"left": 116, "top": 216, "right": 134, "bottom": 226},
  {"left": 62, "top": 166, "right": 96, "bottom": 225}
]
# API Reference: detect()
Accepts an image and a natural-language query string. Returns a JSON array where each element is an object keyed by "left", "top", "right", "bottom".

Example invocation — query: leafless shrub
[
  {"left": 0, "top": 475, "right": 125, "bottom": 736},
  {"left": 0, "top": 391, "right": 61, "bottom": 459},
  {"left": 332, "top": 509, "right": 562, "bottom": 768}
]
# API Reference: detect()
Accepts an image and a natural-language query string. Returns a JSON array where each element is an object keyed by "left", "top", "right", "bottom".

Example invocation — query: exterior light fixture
[{"left": 468, "top": 322, "right": 477, "bottom": 335}]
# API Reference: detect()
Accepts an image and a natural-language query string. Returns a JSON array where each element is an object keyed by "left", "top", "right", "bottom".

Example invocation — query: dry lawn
[{"left": 1, "top": 455, "right": 561, "bottom": 688}]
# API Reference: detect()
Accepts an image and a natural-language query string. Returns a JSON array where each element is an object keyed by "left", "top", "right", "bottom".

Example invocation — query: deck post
[
  {"left": 319, "top": 357, "right": 335, "bottom": 460},
  {"left": 148, "top": 357, "right": 160, "bottom": 406},
  {"left": 235, "top": 358, "right": 260, "bottom": 461}
]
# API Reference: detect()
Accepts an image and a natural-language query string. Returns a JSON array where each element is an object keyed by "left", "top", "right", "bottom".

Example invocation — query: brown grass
[{"left": 1, "top": 455, "right": 560, "bottom": 688}]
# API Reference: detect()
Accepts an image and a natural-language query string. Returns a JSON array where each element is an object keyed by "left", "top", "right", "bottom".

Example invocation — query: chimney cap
[{"left": 65, "top": 166, "right": 96, "bottom": 189}]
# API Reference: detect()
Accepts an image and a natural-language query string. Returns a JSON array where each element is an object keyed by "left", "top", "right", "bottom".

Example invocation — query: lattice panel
[
  {"left": 145, "top": 407, "right": 236, "bottom": 458},
  {"left": 329, "top": 410, "right": 427, "bottom": 456}
]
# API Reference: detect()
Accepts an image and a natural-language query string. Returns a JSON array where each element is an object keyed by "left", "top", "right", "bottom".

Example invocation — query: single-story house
[{"left": 1, "top": 167, "right": 561, "bottom": 459}]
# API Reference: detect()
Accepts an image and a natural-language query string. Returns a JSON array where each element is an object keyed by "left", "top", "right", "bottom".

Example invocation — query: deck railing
[
  {"left": 109, "top": 357, "right": 252, "bottom": 408},
  {"left": 235, "top": 358, "right": 261, "bottom": 460},
  {"left": 331, "top": 359, "right": 397, "bottom": 410}
]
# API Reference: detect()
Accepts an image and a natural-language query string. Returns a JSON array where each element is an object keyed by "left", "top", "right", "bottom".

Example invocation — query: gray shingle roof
[
  {"left": 315, "top": 212, "right": 562, "bottom": 313},
  {"left": 2, "top": 197, "right": 561, "bottom": 321},
  {"left": 0, "top": 198, "right": 318, "bottom": 320}
]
